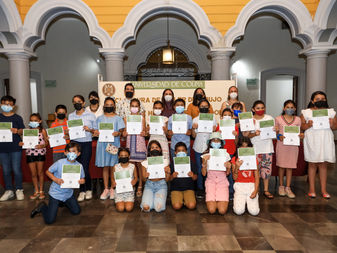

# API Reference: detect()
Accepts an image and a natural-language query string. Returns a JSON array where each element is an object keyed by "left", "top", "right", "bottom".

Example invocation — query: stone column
[
  {"left": 101, "top": 50, "right": 125, "bottom": 81},
  {"left": 210, "top": 49, "right": 234, "bottom": 80}
]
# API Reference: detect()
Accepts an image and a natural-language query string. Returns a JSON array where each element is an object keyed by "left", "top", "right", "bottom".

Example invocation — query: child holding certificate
[
  {"left": 232, "top": 137, "right": 260, "bottom": 216},
  {"left": 201, "top": 132, "right": 231, "bottom": 215},
  {"left": 275, "top": 100, "right": 302, "bottom": 198},
  {"left": 123, "top": 98, "right": 147, "bottom": 197},
  {"left": 95, "top": 97, "right": 125, "bottom": 200},
  {"left": 30, "top": 142, "right": 85, "bottom": 224},
  {"left": 140, "top": 140, "right": 170, "bottom": 212},
  {"left": 301, "top": 91, "right": 337, "bottom": 199},
  {"left": 170, "top": 142, "right": 197, "bottom": 210}
]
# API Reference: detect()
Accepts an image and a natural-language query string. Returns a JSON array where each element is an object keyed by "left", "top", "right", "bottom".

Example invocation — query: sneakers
[
  {"left": 0, "top": 190, "right": 15, "bottom": 201},
  {"left": 77, "top": 192, "right": 85, "bottom": 202},
  {"left": 31, "top": 201, "right": 47, "bottom": 218},
  {"left": 285, "top": 187, "right": 296, "bottom": 199},
  {"left": 196, "top": 190, "right": 205, "bottom": 199},
  {"left": 100, "top": 189, "right": 110, "bottom": 200},
  {"left": 278, "top": 186, "right": 286, "bottom": 197},
  {"left": 109, "top": 188, "right": 115, "bottom": 200},
  {"left": 15, "top": 189, "right": 24, "bottom": 201},
  {"left": 85, "top": 190, "right": 92, "bottom": 200}
]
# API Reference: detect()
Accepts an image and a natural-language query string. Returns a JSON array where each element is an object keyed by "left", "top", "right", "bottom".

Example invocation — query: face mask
[
  {"left": 164, "top": 95, "right": 172, "bottom": 102},
  {"left": 74, "top": 103, "right": 82, "bottom": 111},
  {"left": 211, "top": 142, "right": 221, "bottom": 149},
  {"left": 314, "top": 100, "right": 328, "bottom": 108},
  {"left": 119, "top": 157, "right": 129, "bottom": 164},
  {"left": 29, "top": 121, "right": 40, "bottom": 128},
  {"left": 196, "top": 94, "right": 203, "bottom": 100},
  {"left": 223, "top": 115, "right": 231, "bottom": 120},
  {"left": 125, "top": 91, "right": 134, "bottom": 99},
  {"left": 1, "top": 105, "right": 13, "bottom": 112},
  {"left": 285, "top": 108, "right": 295, "bottom": 116},
  {"left": 175, "top": 106, "right": 185, "bottom": 114},
  {"left": 104, "top": 106, "right": 115, "bottom": 113},
  {"left": 199, "top": 107, "right": 209, "bottom": 113},
  {"left": 233, "top": 110, "right": 241, "bottom": 117},
  {"left": 90, "top": 99, "right": 98, "bottom": 105},
  {"left": 130, "top": 106, "right": 139, "bottom": 114},
  {"left": 229, "top": 92, "right": 238, "bottom": 99},
  {"left": 67, "top": 152, "right": 77, "bottom": 161},
  {"left": 255, "top": 110, "right": 265, "bottom": 116},
  {"left": 153, "top": 109, "right": 162, "bottom": 116},
  {"left": 176, "top": 151, "right": 187, "bottom": 157},
  {"left": 150, "top": 149, "right": 161, "bottom": 156},
  {"left": 57, "top": 113, "right": 66, "bottom": 120}
]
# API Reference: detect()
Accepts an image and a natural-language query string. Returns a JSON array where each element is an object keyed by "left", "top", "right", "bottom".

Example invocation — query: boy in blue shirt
[{"left": 30, "top": 142, "right": 85, "bottom": 224}]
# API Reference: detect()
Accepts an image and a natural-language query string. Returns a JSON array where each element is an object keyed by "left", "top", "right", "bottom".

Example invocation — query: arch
[
  {"left": 110, "top": 0, "right": 223, "bottom": 49},
  {"left": 314, "top": 0, "right": 337, "bottom": 29},
  {"left": 225, "top": 0, "right": 314, "bottom": 48},
  {"left": 22, "top": 0, "right": 111, "bottom": 49},
  {"left": 314, "top": 0, "right": 337, "bottom": 44},
  {"left": 0, "top": 0, "right": 22, "bottom": 46}
]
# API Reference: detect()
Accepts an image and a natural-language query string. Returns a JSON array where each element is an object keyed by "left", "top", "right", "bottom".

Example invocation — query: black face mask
[
  {"left": 57, "top": 113, "right": 66, "bottom": 120},
  {"left": 150, "top": 150, "right": 161, "bottom": 157},
  {"left": 104, "top": 106, "right": 115, "bottom": 113},
  {"left": 125, "top": 91, "right": 134, "bottom": 99},
  {"left": 74, "top": 103, "right": 82, "bottom": 111},
  {"left": 90, "top": 99, "right": 98, "bottom": 105},
  {"left": 196, "top": 94, "right": 203, "bottom": 100},
  {"left": 119, "top": 157, "right": 129, "bottom": 164},
  {"left": 314, "top": 100, "right": 328, "bottom": 108},
  {"left": 199, "top": 107, "right": 209, "bottom": 113}
]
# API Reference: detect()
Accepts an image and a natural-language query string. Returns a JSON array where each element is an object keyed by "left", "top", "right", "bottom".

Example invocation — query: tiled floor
[{"left": 1, "top": 163, "right": 337, "bottom": 253}]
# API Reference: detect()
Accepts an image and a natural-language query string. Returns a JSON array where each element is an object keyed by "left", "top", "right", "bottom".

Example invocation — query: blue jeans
[
  {"left": 41, "top": 195, "right": 81, "bottom": 224},
  {"left": 228, "top": 154, "right": 234, "bottom": 198},
  {"left": 141, "top": 179, "right": 167, "bottom": 212},
  {"left": 75, "top": 141, "right": 92, "bottom": 192},
  {"left": 0, "top": 151, "right": 23, "bottom": 190},
  {"left": 194, "top": 151, "right": 204, "bottom": 190}
]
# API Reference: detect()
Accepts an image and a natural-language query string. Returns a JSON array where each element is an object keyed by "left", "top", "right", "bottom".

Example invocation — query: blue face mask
[
  {"left": 29, "top": 121, "right": 40, "bottom": 128},
  {"left": 175, "top": 106, "right": 185, "bottom": 114},
  {"left": 1, "top": 105, "right": 13, "bottom": 112},
  {"left": 176, "top": 151, "right": 187, "bottom": 157},
  {"left": 211, "top": 142, "right": 221, "bottom": 149},
  {"left": 233, "top": 110, "right": 241, "bottom": 117},
  {"left": 67, "top": 152, "right": 77, "bottom": 161}
]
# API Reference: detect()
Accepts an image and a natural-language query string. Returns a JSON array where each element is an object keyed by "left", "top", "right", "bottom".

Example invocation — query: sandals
[
  {"left": 30, "top": 192, "right": 40, "bottom": 200},
  {"left": 136, "top": 186, "right": 143, "bottom": 197},
  {"left": 39, "top": 191, "right": 46, "bottom": 200},
  {"left": 263, "top": 191, "right": 274, "bottom": 199},
  {"left": 307, "top": 192, "right": 316, "bottom": 198},
  {"left": 322, "top": 193, "right": 331, "bottom": 199}
]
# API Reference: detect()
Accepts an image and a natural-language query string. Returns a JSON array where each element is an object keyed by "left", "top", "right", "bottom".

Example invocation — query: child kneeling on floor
[{"left": 30, "top": 142, "right": 85, "bottom": 224}]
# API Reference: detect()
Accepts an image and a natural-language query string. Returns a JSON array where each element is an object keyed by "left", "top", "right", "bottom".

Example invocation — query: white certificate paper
[
  {"left": 61, "top": 164, "right": 81, "bottom": 188},
  {"left": 22, "top": 129, "right": 39, "bottom": 149},
  {"left": 67, "top": 119, "right": 86, "bottom": 140},
  {"left": 0, "top": 122, "right": 12, "bottom": 143},
  {"left": 98, "top": 122, "right": 114, "bottom": 142},
  {"left": 127, "top": 115, "right": 142, "bottom": 135},
  {"left": 312, "top": 109, "right": 330, "bottom": 130},
  {"left": 172, "top": 114, "right": 187, "bottom": 134},
  {"left": 283, "top": 126, "right": 300, "bottom": 146},
  {"left": 197, "top": 113, "right": 214, "bottom": 133},
  {"left": 239, "top": 112, "right": 255, "bottom": 131},
  {"left": 238, "top": 148, "right": 257, "bottom": 170},
  {"left": 220, "top": 119, "right": 235, "bottom": 140},
  {"left": 209, "top": 149, "right": 230, "bottom": 171},
  {"left": 47, "top": 127, "right": 66, "bottom": 148},
  {"left": 259, "top": 119, "right": 276, "bottom": 140},
  {"left": 115, "top": 170, "right": 133, "bottom": 194},
  {"left": 147, "top": 156, "right": 165, "bottom": 179},
  {"left": 149, "top": 116, "right": 164, "bottom": 135},
  {"left": 174, "top": 156, "right": 191, "bottom": 178}
]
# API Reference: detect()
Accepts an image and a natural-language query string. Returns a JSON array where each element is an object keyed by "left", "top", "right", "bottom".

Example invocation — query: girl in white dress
[{"left": 301, "top": 91, "right": 337, "bottom": 199}]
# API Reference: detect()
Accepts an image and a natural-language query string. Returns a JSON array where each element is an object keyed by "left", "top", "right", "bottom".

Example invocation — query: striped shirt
[
  {"left": 50, "top": 119, "right": 70, "bottom": 154},
  {"left": 68, "top": 110, "right": 97, "bottom": 142}
]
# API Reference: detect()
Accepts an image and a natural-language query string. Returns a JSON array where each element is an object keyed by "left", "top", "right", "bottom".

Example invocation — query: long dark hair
[
  {"left": 234, "top": 137, "right": 253, "bottom": 158},
  {"left": 147, "top": 140, "right": 163, "bottom": 157},
  {"left": 192, "top": 88, "right": 206, "bottom": 106},
  {"left": 307, "top": 91, "right": 328, "bottom": 108},
  {"left": 198, "top": 98, "right": 210, "bottom": 108},
  {"left": 29, "top": 113, "right": 43, "bottom": 132},
  {"left": 161, "top": 89, "right": 175, "bottom": 108},
  {"left": 281, "top": 99, "right": 296, "bottom": 115}
]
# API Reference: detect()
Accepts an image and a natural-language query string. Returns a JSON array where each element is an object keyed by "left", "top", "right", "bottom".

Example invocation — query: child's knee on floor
[
  {"left": 172, "top": 202, "right": 183, "bottom": 210},
  {"left": 185, "top": 201, "right": 196, "bottom": 210},
  {"left": 125, "top": 203, "right": 134, "bottom": 212}
]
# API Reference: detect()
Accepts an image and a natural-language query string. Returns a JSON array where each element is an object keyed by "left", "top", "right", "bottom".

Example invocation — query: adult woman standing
[
  {"left": 186, "top": 88, "right": 214, "bottom": 119},
  {"left": 161, "top": 89, "right": 175, "bottom": 118},
  {"left": 220, "top": 86, "right": 246, "bottom": 113}
]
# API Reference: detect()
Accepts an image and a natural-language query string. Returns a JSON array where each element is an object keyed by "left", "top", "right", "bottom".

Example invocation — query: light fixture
[{"left": 162, "top": 15, "right": 174, "bottom": 64}]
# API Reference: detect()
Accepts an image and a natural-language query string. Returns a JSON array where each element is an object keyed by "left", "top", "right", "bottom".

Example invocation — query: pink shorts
[{"left": 205, "top": 171, "right": 229, "bottom": 202}]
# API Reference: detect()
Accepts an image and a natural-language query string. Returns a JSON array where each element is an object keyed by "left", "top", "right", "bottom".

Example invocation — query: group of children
[{"left": 0, "top": 87, "right": 336, "bottom": 224}]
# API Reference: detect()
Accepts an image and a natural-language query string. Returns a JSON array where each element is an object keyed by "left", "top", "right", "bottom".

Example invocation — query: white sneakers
[
  {"left": 278, "top": 186, "right": 286, "bottom": 196},
  {"left": 100, "top": 189, "right": 110, "bottom": 200},
  {"left": 279, "top": 186, "right": 296, "bottom": 198},
  {"left": 78, "top": 190, "right": 93, "bottom": 202},
  {"left": 85, "top": 190, "right": 92, "bottom": 200},
  {"left": 109, "top": 188, "right": 114, "bottom": 200},
  {"left": 0, "top": 189, "right": 24, "bottom": 201}
]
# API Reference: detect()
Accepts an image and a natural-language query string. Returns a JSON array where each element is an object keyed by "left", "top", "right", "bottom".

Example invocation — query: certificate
[
  {"left": 209, "top": 149, "right": 230, "bottom": 171},
  {"left": 67, "top": 119, "right": 86, "bottom": 140},
  {"left": 197, "top": 113, "right": 214, "bottom": 133},
  {"left": 114, "top": 170, "right": 133, "bottom": 194},
  {"left": 149, "top": 116, "right": 164, "bottom": 135},
  {"left": 0, "top": 122, "right": 12, "bottom": 142},
  {"left": 238, "top": 148, "right": 257, "bottom": 170},
  {"left": 220, "top": 119, "right": 235, "bottom": 140},
  {"left": 147, "top": 156, "right": 165, "bottom": 179},
  {"left": 98, "top": 122, "right": 114, "bottom": 142},
  {"left": 259, "top": 119, "right": 276, "bottom": 140},
  {"left": 172, "top": 114, "right": 187, "bottom": 134},
  {"left": 61, "top": 164, "right": 81, "bottom": 188},
  {"left": 283, "top": 126, "right": 300, "bottom": 146},
  {"left": 22, "top": 129, "right": 39, "bottom": 149},
  {"left": 127, "top": 115, "right": 142, "bottom": 135},
  {"left": 47, "top": 127, "right": 66, "bottom": 148},
  {"left": 239, "top": 112, "right": 255, "bottom": 131},
  {"left": 174, "top": 156, "right": 191, "bottom": 178},
  {"left": 312, "top": 109, "right": 330, "bottom": 130}
]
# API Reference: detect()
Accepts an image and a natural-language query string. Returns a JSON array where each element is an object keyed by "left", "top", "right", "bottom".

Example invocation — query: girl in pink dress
[{"left": 275, "top": 100, "right": 303, "bottom": 198}]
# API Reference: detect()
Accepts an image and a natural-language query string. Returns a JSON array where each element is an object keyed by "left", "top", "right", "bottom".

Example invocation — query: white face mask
[
  {"left": 223, "top": 115, "right": 231, "bottom": 120},
  {"left": 229, "top": 92, "right": 238, "bottom": 99},
  {"left": 153, "top": 109, "right": 162, "bottom": 116},
  {"left": 164, "top": 95, "right": 172, "bottom": 102}
]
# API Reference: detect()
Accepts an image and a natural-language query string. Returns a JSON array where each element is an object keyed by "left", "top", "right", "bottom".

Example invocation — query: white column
[
  {"left": 304, "top": 49, "right": 330, "bottom": 103},
  {"left": 101, "top": 51, "right": 125, "bottom": 81},
  {"left": 6, "top": 52, "right": 33, "bottom": 126},
  {"left": 209, "top": 49, "right": 234, "bottom": 80}
]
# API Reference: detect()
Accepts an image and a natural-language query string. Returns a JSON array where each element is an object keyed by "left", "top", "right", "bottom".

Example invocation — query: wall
[{"left": 327, "top": 51, "right": 337, "bottom": 139}]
